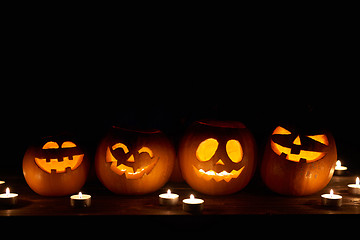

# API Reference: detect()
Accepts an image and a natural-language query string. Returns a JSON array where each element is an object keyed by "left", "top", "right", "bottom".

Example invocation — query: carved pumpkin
[
  {"left": 23, "top": 136, "right": 89, "bottom": 196},
  {"left": 95, "top": 126, "right": 175, "bottom": 195},
  {"left": 179, "top": 120, "right": 257, "bottom": 195},
  {"left": 261, "top": 125, "right": 337, "bottom": 196}
]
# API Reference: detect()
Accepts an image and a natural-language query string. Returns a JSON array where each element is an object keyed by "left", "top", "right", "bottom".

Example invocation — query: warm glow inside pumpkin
[
  {"left": 261, "top": 125, "right": 337, "bottom": 196},
  {"left": 23, "top": 136, "right": 89, "bottom": 196},
  {"left": 95, "top": 126, "right": 175, "bottom": 195},
  {"left": 193, "top": 138, "right": 245, "bottom": 182},
  {"left": 106, "top": 143, "right": 158, "bottom": 180},
  {"left": 35, "top": 141, "right": 84, "bottom": 174},
  {"left": 270, "top": 126, "right": 329, "bottom": 163},
  {"left": 179, "top": 120, "right": 257, "bottom": 195}
]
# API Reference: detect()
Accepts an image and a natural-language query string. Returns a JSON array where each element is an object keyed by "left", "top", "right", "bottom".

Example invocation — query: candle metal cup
[
  {"left": 159, "top": 193, "right": 179, "bottom": 206},
  {"left": 182, "top": 197, "right": 204, "bottom": 213},
  {"left": 347, "top": 184, "right": 360, "bottom": 195},
  {"left": 70, "top": 194, "right": 91, "bottom": 208},
  {"left": 334, "top": 167, "right": 347, "bottom": 176},
  {"left": 0, "top": 193, "right": 18, "bottom": 207},
  {"left": 321, "top": 194, "right": 342, "bottom": 207}
]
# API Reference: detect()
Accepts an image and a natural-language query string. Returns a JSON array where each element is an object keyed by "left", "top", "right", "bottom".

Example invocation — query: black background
[
  {"left": 1, "top": 18, "right": 359, "bottom": 177},
  {"left": 2, "top": 68, "right": 359, "bottom": 175}
]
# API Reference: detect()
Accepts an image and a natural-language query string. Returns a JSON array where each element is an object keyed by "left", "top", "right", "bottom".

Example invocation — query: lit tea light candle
[
  {"left": 0, "top": 187, "right": 18, "bottom": 207},
  {"left": 334, "top": 160, "right": 347, "bottom": 176},
  {"left": 182, "top": 194, "right": 204, "bottom": 212},
  {"left": 70, "top": 192, "right": 91, "bottom": 208},
  {"left": 348, "top": 177, "right": 360, "bottom": 195},
  {"left": 321, "top": 189, "right": 342, "bottom": 207},
  {"left": 159, "top": 189, "right": 179, "bottom": 206}
]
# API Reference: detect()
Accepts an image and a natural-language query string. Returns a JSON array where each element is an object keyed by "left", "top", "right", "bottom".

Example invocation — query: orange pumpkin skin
[
  {"left": 95, "top": 126, "right": 175, "bottom": 195},
  {"left": 261, "top": 126, "right": 337, "bottom": 196},
  {"left": 179, "top": 120, "right": 257, "bottom": 195},
  {"left": 23, "top": 137, "right": 90, "bottom": 196}
]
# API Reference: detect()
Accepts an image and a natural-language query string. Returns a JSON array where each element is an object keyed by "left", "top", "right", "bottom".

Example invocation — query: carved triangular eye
[
  {"left": 272, "top": 126, "right": 291, "bottom": 135},
  {"left": 307, "top": 135, "right": 329, "bottom": 146}
]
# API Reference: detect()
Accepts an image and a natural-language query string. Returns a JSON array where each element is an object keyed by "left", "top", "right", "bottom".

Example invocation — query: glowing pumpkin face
[
  {"left": 95, "top": 126, "right": 175, "bottom": 195},
  {"left": 193, "top": 138, "right": 245, "bottom": 182},
  {"left": 261, "top": 125, "right": 337, "bottom": 196},
  {"left": 23, "top": 136, "right": 89, "bottom": 196},
  {"left": 179, "top": 120, "right": 257, "bottom": 195},
  {"left": 106, "top": 143, "right": 158, "bottom": 180},
  {"left": 35, "top": 141, "right": 84, "bottom": 174},
  {"left": 270, "top": 126, "right": 329, "bottom": 163}
]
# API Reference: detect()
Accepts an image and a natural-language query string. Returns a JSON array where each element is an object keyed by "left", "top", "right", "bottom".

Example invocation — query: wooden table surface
[
  {"left": 1, "top": 172, "right": 359, "bottom": 233},
  {"left": 1, "top": 172, "right": 359, "bottom": 217}
]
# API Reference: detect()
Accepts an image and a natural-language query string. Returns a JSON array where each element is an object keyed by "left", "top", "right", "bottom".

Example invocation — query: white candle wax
[
  {"left": 0, "top": 187, "right": 18, "bottom": 206},
  {"left": 70, "top": 192, "right": 91, "bottom": 208},
  {"left": 334, "top": 160, "right": 347, "bottom": 175},
  {"left": 159, "top": 189, "right": 179, "bottom": 206},
  {"left": 348, "top": 177, "right": 360, "bottom": 195},
  {"left": 321, "top": 189, "right": 342, "bottom": 207},
  {"left": 183, "top": 194, "right": 204, "bottom": 204},
  {"left": 182, "top": 194, "right": 204, "bottom": 212}
]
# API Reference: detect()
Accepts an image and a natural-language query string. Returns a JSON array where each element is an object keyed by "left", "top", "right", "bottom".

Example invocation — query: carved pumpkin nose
[
  {"left": 216, "top": 159, "right": 225, "bottom": 165},
  {"left": 127, "top": 154, "right": 135, "bottom": 162},
  {"left": 293, "top": 135, "right": 301, "bottom": 145}
]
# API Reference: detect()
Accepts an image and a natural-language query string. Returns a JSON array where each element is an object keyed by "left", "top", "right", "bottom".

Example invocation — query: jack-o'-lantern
[
  {"left": 23, "top": 136, "right": 89, "bottom": 196},
  {"left": 261, "top": 125, "right": 337, "bottom": 196},
  {"left": 95, "top": 126, "right": 175, "bottom": 195},
  {"left": 179, "top": 120, "right": 257, "bottom": 195}
]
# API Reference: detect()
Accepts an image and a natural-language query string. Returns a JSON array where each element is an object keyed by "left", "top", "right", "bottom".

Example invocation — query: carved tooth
[{"left": 193, "top": 165, "right": 245, "bottom": 182}]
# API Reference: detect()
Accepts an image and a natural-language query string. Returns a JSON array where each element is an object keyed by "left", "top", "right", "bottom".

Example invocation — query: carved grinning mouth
[
  {"left": 35, "top": 154, "right": 84, "bottom": 174},
  {"left": 193, "top": 165, "right": 245, "bottom": 182},
  {"left": 271, "top": 141, "right": 326, "bottom": 163},
  {"left": 106, "top": 147, "right": 158, "bottom": 179}
]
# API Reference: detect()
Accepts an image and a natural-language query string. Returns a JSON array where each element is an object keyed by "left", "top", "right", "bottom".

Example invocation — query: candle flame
[
  {"left": 336, "top": 160, "right": 341, "bottom": 167},
  {"left": 330, "top": 189, "right": 334, "bottom": 197},
  {"left": 190, "top": 194, "right": 194, "bottom": 200},
  {"left": 79, "top": 192, "right": 82, "bottom": 199},
  {"left": 167, "top": 189, "right": 171, "bottom": 195},
  {"left": 5, "top": 187, "right": 9, "bottom": 196},
  {"left": 356, "top": 177, "right": 359, "bottom": 186}
]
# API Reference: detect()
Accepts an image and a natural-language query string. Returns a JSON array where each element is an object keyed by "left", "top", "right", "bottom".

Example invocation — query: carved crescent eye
[
  {"left": 42, "top": 141, "right": 59, "bottom": 149},
  {"left": 61, "top": 141, "right": 77, "bottom": 148},
  {"left": 112, "top": 143, "right": 129, "bottom": 153},
  {"left": 196, "top": 138, "right": 219, "bottom": 162},
  {"left": 138, "top": 146, "right": 154, "bottom": 158}
]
